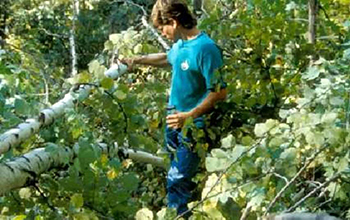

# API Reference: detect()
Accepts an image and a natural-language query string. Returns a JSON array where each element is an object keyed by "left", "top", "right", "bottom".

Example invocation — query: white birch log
[
  {"left": 0, "top": 147, "right": 74, "bottom": 195},
  {"left": 265, "top": 213, "right": 339, "bottom": 220},
  {"left": 0, "top": 143, "right": 164, "bottom": 195},
  {"left": 0, "top": 85, "right": 92, "bottom": 155},
  {"left": 116, "top": 147, "right": 165, "bottom": 169}
]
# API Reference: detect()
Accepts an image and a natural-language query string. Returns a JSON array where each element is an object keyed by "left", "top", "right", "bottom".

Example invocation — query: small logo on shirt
[{"left": 181, "top": 60, "right": 189, "bottom": 71}]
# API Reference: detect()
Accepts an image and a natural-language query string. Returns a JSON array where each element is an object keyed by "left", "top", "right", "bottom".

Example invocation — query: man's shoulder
[{"left": 194, "top": 33, "right": 220, "bottom": 52}]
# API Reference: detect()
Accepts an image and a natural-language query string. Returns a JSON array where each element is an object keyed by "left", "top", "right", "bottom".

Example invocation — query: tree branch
[
  {"left": 264, "top": 146, "right": 327, "bottom": 216},
  {"left": 285, "top": 172, "right": 342, "bottom": 213},
  {"left": 240, "top": 203, "right": 252, "bottom": 220},
  {"left": 123, "top": 0, "right": 170, "bottom": 50}
]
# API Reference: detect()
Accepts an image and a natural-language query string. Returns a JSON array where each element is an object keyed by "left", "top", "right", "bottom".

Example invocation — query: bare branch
[
  {"left": 273, "top": 172, "right": 289, "bottom": 184},
  {"left": 123, "top": 0, "right": 170, "bottom": 50},
  {"left": 285, "top": 172, "right": 342, "bottom": 213},
  {"left": 240, "top": 203, "right": 252, "bottom": 220},
  {"left": 38, "top": 28, "right": 69, "bottom": 39},
  {"left": 264, "top": 146, "right": 327, "bottom": 216}
]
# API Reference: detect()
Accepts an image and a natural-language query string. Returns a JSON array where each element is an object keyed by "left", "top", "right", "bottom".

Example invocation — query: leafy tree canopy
[{"left": 1, "top": 0, "right": 350, "bottom": 219}]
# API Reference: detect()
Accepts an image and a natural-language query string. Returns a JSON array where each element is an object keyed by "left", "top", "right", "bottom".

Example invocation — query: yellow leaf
[
  {"left": 71, "top": 194, "right": 84, "bottom": 208},
  {"left": 107, "top": 169, "right": 117, "bottom": 180},
  {"left": 13, "top": 216, "right": 26, "bottom": 220},
  {"left": 100, "top": 154, "right": 108, "bottom": 166},
  {"left": 72, "top": 128, "right": 83, "bottom": 139}
]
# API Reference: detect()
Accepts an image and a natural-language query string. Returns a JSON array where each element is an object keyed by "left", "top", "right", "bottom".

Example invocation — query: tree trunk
[
  {"left": 192, "top": 0, "right": 202, "bottom": 16},
  {"left": 0, "top": 143, "right": 164, "bottom": 195},
  {"left": 0, "top": 0, "right": 9, "bottom": 42},
  {"left": 308, "top": 0, "right": 317, "bottom": 44},
  {"left": 0, "top": 85, "right": 92, "bottom": 155},
  {"left": 70, "top": 0, "right": 79, "bottom": 76}
]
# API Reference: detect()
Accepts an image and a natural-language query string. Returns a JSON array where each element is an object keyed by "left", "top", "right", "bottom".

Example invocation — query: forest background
[{"left": 1, "top": 0, "right": 350, "bottom": 219}]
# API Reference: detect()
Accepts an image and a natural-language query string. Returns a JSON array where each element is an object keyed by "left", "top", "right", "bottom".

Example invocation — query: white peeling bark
[
  {"left": 70, "top": 0, "right": 79, "bottom": 76},
  {"left": 0, "top": 147, "right": 73, "bottom": 195},
  {"left": 141, "top": 16, "right": 170, "bottom": 51},
  {"left": 0, "top": 143, "right": 164, "bottom": 195},
  {"left": 0, "top": 85, "right": 92, "bottom": 155},
  {"left": 116, "top": 147, "right": 165, "bottom": 168},
  {"left": 266, "top": 213, "right": 339, "bottom": 220}
]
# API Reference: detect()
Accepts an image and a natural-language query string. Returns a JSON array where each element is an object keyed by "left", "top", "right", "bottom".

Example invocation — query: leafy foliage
[{"left": 1, "top": 0, "right": 350, "bottom": 219}]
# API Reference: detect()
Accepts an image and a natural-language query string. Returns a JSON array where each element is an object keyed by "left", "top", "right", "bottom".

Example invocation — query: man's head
[{"left": 151, "top": 0, "right": 197, "bottom": 41}]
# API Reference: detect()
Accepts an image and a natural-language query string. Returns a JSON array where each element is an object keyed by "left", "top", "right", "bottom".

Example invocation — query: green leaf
[
  {"left": 133, "top": 44, "right": 143, "bottom": 54},
  {"left": 206, "top": 157, "right": 229, "bottom": 172},
  {"left": 321, "top": 113, "right": 338, "bottom": 124},
  {"left": 119, "top": 173, "right": 139, "bottom": 191},
  {"left": 330, "top": 96, "right": 344, "bottom": 106},
  {"left": 254, "top": 123, "right": 267, "bottom": 137},
  {"left": 14, "top": 98, "right": 29, "bottom": 115},
  {"left": 285, "top": 1, "right": 298, "bottom": 11},
  {"left": 305, "top": 132, "right": 324, "bottom": 146},
  {"left": 211, "top": 149, "right": 228, "bottom": 158},
  {"left": 338, "top": 158, "right": 349, "bottom": 172},
  {"left": 156, "top": 208, "right": 177, "bottom": 220},
  {"left": 231, "top": 145, "right": 246, "bottom": 161},
  {"left": 13, "top": 216, "right": 27, "bottom": 220},
  {"left": 135, "top": 208, "right": 153, "bottom": 220},
  {"left": 302, "top": 66, "right": 320, "bottom": 80},
  {"left": 343, "top": 48, "right": 350, "bottom": 60},
  {"left": 115, "top": 90, "right": 127, "bottom": 100},
  {"left": 242, "top": 135, "right": 254, "bottom": 146},
  {"left": 109, "top": 33, "right": 122, "bottom": 44},
  {"left": 101, "top": 77, "right": 114, "bottom": 90},
  {"left": 280, "top": 148, "right": 297, "bottom": 161},
  {"left": 70, "top": 193, "right": 84, "bottom": 208},
  {"left": 88, "top": 60, "right": 100, "bottom": 74}
]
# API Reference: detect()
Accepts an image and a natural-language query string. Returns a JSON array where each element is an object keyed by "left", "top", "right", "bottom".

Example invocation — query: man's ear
[{"left": 170, "top": 18, "right": 179, "bottom": 29}]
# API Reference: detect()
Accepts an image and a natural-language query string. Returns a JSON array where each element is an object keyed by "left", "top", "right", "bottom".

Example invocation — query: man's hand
[
  {"left": 120, "top": 58, "right": 135, "bottom": 71},
  {"left": 166, "top": 112, "right": 191, "bottom": 129}
]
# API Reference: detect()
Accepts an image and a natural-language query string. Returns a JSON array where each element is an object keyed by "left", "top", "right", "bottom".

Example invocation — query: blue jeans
[{"left": 165, "top": 118, "right": 203, "bottom": 216}]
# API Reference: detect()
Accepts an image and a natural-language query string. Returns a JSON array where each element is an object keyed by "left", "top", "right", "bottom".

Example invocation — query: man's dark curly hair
[{"left": 151, "top": 0, "right": 197, "bottom": 29}]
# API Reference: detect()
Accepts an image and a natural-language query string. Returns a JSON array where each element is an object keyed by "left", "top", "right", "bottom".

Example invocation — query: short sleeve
[
  {"left": 167, "top": 40, "right": 181, "bottom": 66},
  {"left": 199, "top": 44, "right": 226, "bottom": 91}
]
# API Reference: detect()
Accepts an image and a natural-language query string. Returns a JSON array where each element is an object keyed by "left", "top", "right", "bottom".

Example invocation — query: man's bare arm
[
  {"left": 166, "top": 88, "right": 227, "bottom": 129},
  {"left": 188, "top": 88, "right": 227, "bottom": 118},
  {"left": 121, "top": 53, "right": 169, "bottom": 68}
]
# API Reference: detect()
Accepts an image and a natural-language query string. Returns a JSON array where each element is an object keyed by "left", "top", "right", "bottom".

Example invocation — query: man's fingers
[
  {"left": 166, "top": 119, "right": 178, "bottom": 124},
  {"left": 166, "top": 114, "right": 178, "bottom": 119}
]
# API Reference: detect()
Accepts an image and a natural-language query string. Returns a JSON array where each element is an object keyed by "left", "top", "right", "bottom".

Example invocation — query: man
[{"left": 122, "top": 0, "right": 227, "bottom": 216}]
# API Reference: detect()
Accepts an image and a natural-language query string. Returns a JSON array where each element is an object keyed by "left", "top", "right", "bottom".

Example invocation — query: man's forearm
[
  {"left": 188, "top": 89, "right": 227, "bottom": 119},
  {"left": 134, "top": 53, "right": 169, "bottom": 67}
]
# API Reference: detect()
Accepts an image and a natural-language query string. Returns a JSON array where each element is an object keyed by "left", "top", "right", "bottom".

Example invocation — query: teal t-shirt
[{"left": 167, "top": 32, "right": 225, "bottom": 112}]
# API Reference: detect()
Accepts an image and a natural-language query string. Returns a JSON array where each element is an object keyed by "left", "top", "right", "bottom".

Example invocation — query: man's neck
[{"left": 177, "top": 27, "right": 201, "bottom": 41}]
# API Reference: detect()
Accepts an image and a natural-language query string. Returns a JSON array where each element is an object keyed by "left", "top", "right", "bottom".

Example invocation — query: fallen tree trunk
[
  {"left": 0, "top": 85, "right": 92, "bottom": 155},
  {"left": 266, "top": 213, "right": 339, "bottom": 220},
  {"left": 0, "top": 143, "right": 164, "bottom": 195}
]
